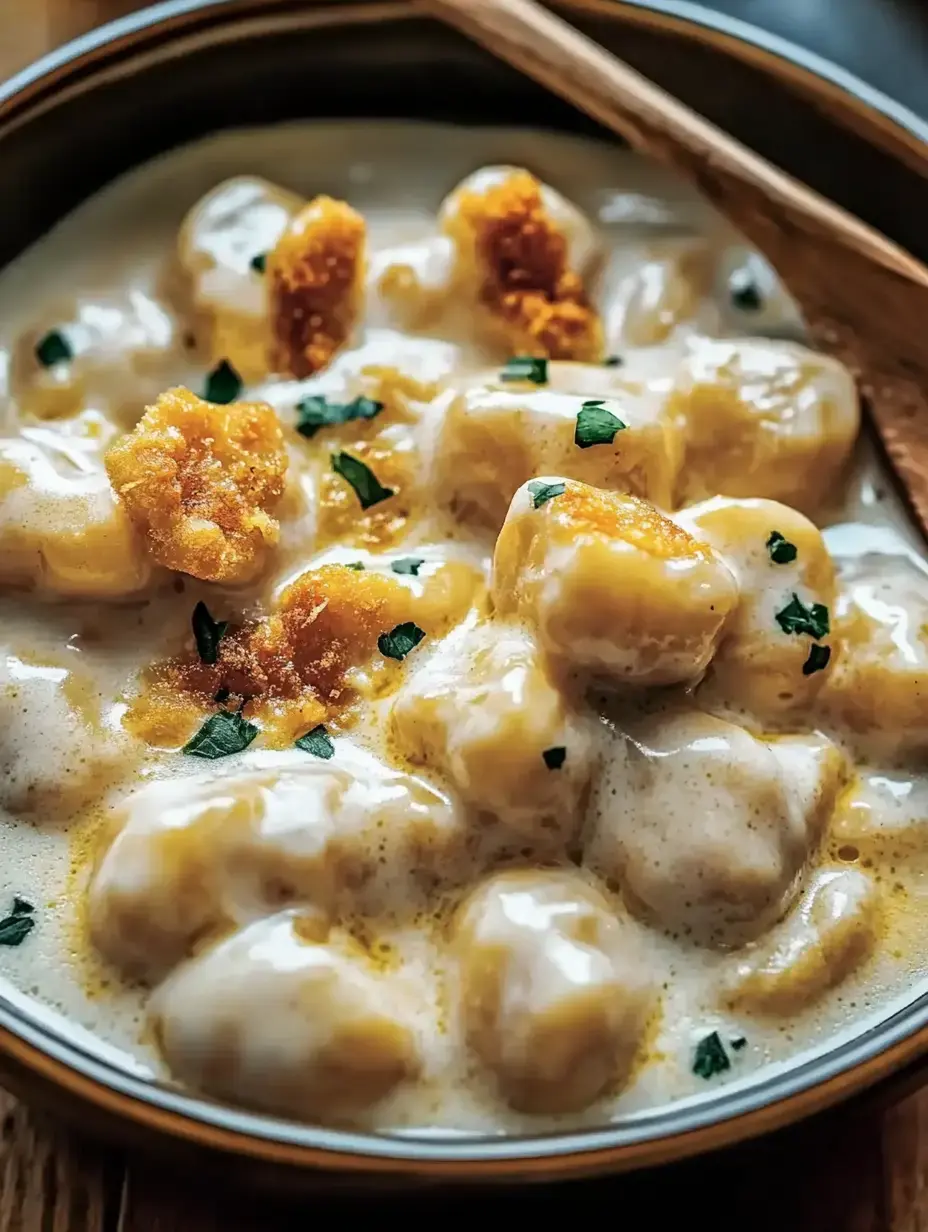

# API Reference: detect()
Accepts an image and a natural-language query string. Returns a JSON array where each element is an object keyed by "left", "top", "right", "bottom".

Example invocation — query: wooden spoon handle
[{"left": 421, "top": 0, "right": 928, "bottom": 291}]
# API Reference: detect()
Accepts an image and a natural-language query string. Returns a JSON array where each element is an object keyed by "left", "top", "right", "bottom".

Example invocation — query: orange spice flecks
[
  {"left": 125, "top": 564, "right": 416, "bottom": 748},
  {"left": 269, "top": 196, "right": 366, "bottom": 379},
  {"left": 105, "top": 387, "right": 287, "bottom": 584},
  {"left": 448, "top": 171, "right": 603, "bottom": 362}
]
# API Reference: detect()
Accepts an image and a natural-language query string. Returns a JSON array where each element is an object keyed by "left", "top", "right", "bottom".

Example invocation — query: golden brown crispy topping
[
  {"left": 447, "top": 171, "right": 603, "bottom": 361},
  {"left": 268, "top": 197, "right": 366, "bottom": 379},
  {"left": 104, "top": 387, "right": 287, "bottom": 584}
]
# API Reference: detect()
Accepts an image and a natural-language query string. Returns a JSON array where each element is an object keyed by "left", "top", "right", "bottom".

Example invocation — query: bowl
[{"left": 3, "top": 0, "right": 928, "bottom": 1188}]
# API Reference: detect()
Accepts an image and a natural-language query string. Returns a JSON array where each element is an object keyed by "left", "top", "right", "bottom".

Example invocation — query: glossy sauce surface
[{"left": 0, "top": 121, "right": 926, "bottom": 1135}]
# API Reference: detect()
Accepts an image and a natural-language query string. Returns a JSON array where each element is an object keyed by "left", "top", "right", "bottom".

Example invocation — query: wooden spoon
[{"left": 421, "top": 0, "right": 928, "bottom": 535}]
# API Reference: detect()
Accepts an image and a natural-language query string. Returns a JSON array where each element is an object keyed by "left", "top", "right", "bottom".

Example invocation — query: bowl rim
[{"left": 3, "top": 0, "right": 928, "bottom": 1178}]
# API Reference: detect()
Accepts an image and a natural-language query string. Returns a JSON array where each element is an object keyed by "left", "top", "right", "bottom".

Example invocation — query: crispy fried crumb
[
  {"left": 269, "top": 197, "right": 366, "bottom": 378},
  {"left": 446, "top": 171, "right": 603, "bottom": 361},
  {"left": 558, "top": 483, "right": 709, "bottom": 561},
  {"left": 105, "top": 387, "right": 287, "bottom": 584}
]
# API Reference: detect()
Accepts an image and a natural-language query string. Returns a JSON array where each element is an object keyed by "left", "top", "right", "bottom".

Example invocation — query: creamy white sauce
[{"left": 0, "top": 120, "right": 925, "bottom": 1136}]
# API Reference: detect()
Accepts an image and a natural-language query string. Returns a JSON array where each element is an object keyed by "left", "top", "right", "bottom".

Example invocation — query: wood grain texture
[{"left": 3, "top": 1, "right": 928, "bottom": 1227}]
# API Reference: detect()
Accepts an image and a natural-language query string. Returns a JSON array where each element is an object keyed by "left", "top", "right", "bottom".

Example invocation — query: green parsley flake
[
  {"left": 378, "top": 621, "right": 426, "bottom": 661},
  {"left": 192, "top": 601, "right": 228, "bottom": 665},
  {"left": 203, "top": 359, "right": 243, "bottom": 405},
  {"left": 802, "top": 643, "right": 832, "bottom": 676},
  {"left": 295, "top": 724, "right": 335, "bottom": 759},
  {"left": 0, "top": 898, "right": 35, "bottom": 947},
  {"left": 729, "top": 269, "right": 763, "bottom": 311},
  {"left": 730, "top": 1035, "right": 748, "bottom": 1051},
  {"left": 35, "top": 329, "right": 73, "bottom": 368},
  {"left": 542, "top": 747, "right": 567, "bottom": 770},
  {"left": 528, "top": 479, "right": 566, "bottom": 509},
  {"left": 391, "top": 557, "right": 424, "bottom": 576},
  {"left": 692, "top": 1031, "right": 731, "bottom": 1080},
  {"left": 295, "top": 394, "right": 384, "bottom": 440},
  {"left": 183, "top": 710, "right": 258, "bottom": 759},
  {"left": 575, "top": 400, "right": 627, "bottom": 449},
  {"left": 250, "top": 253, "right": 267, "bottom": 274},
  {"left": 331, "top": 451, "right": 394, "bottom": 510},
  {"left": 501, "top": 356, "right": 548, "bottom": 384},
  {"left": 766, "top": 530, "right": 798, "bottom": 565},
  {"left": 603, "top": 354, "right": 623, "bottom": 367},
  {"left": 774, "top": 594, "right": 830, "bottom": 640},
  {"left": 345, "top": 561, "right": 366, "bottom": 571}
]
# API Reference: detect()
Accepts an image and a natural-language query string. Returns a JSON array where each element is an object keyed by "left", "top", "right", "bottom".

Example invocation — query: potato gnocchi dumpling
[
  {"left": 434, "top": 360, "right": 683, "bottom": 530},
  {"left": 268, "top": 197, "right": 366, "bottom": 379},
  {"left": 454, "top": 869, "right": 653, "bottom": 1114},
  {"left": 671, "top": 337, "right": 859, "bottom": 509},
  {"left": 0, "top": 435, "right": 150, "bottom": 598},
  {"left": 829, "top": 770, "right": 928, "bottom": 860},
  {"left": 11, "top": 291, "right": 182, "bottom": 426},
  {"left": 89, "top": 749, "right": 462, "bottom": 978},
  {"left": 175, "top": 175, "right": 302, "bottom": 381},
  {"left": 151, "top": 911, "right": 421, "bottom": 1120},
  {"left": 439, "top": 167, "right": 603, "bottom": 361},
  {"left": 678, "top": 497, "right": 837, "bottom": 717},
  {"left": 104, "top": 386, "right": 287, "bottom": 583},
  {"left": 601, "top": 238, "right": 720, "bottom": 349},
  {"left": 389, "top": 621, "right": 594, "bottom": 848},
  {"left": 493, "top": 479, "right": 737, "bottom": 686},
  {"left": 822, "top": 559, "right": 928, "bottom": 751},
  {"left": 724, "top": 867, "right": 880, "bottom": 1015},
  {"left": 585, "top": 710, "right": 845, "bottom": 945},
  {"left": 370, "top": 235, "right": 456, "bottom": 332}
]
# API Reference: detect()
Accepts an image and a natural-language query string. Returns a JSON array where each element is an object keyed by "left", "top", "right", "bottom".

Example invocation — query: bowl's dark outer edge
[{"left": 0, "top": 0, "right": 928, "bottom": 1177}]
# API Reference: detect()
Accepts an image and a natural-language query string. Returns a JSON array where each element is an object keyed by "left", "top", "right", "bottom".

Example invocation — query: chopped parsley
[
  {"left": 192, "top": 601, "right": 228, "bottom": 665},
  {"left": 345, "top": 561, "right": 366, "bottom": 571},
  {"left": 802, "top": 643, "right": 832, "bottom": 676},
  {"left": 528, "top": 479, "right": 566, "bottom": 509},
  {"left": 331, "top": 451, "right": 394, "bottom": 510},
  {"left": 774, "top": 594, "right": 830, "bottom": 640},
  {"left": 0, "top": 897, "right": 36, "bottom": 947},
  {"left": 501, "top": 356, "right": 548, "bottom": 384},
  {"left": 603, "top": 354, "right": 623, "bottom": 367},
  {"left": 183, "top": 710, "right": 258, "bottom": 759},
  {"left": 295, "top": 724, "right": 335, "bottom": 759},
  {"left": 766, "top": 530, "right": 798, "bottom": 565},
  {"left": 730, "top": 1035, "right": 748, "bottom": 1051},
  {"left": 542, "top": 747, "right": 567, "bottom": 770},
  {"left": 575, "top": 400, "right": 627, "bottom": 449},
  {"left": 729, "top": 268, "right": 763, "bottom": 312},
  {"left": 250, "top": 252, "right": 267, "bottom": 274},
  {"left": 203, "top": 359, "right": 243, "bottom": 404},
  {"left": 391, "top": 557, "right": 424, "bottom": 576},
  {"left": 378, "top": 621, "right": 425, "bottom": 661},
  {"left": 34, "top": 329, "right": 72, "bottom": 368},
  {"left": 692, "top": 1031, "right": 731, "bottom": 1080},
  {"left": 295, "top": 394, "right": 384, "bottom": 440}
]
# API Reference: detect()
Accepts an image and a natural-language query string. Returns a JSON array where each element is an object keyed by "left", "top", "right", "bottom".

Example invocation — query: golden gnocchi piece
[
  {"left": 670, "top": 337, "right": 859, "bottom": 510},
  {"left": 175, "top": 175, "right": 303, "bottom": 381},
  {"left": 821, "top": 558, "right": 928, "bottom": 753},
  {"left": 492, "top": 478, "right": 737, "bottom": 687},
  {"left": 0, "top": 434, "right": 150, "bottom": 598},
  {"left": 370, "top": 235, "right": 456, "bottom": 332},
  {"left": 268, "top": 196, "right": 366, "bottom": 379},
  {"left": 389, "top": 621, "right": 594, "bottom": 848},
  {"left": 724, "top": 867, "right": 881, "bottom": 1015},
  {"left": 434, "top": 360, "right": 683, "bottom": 531},
  {"left": 104, "top": 386, "right": 287, "bottom": 584},
  {"left": 89, "top": 748, "right": 462, "bottom": 978},
  {"left": 11, "top": 292, "right": 182, "bottom": 426},
  {"left": 678, "top": 497, "right": 837, "bottom": 717},
  {"left": 440, "top": 167, "right": 603, "bottom": 361},
  {"left": 584, "top": 710, "right": 846, "bottom": 945},
  {"left": 150, "top": 911, "right": 420, "bottom": 1121},
  {"left": 454, "top": 869, "right": 653, "bottom": 1114},
  {"left": 602, "top": 238, "right": 719, "bottom": 349},
  {"left": 829, "top": 770, "right": 928, "bottom": 862}
]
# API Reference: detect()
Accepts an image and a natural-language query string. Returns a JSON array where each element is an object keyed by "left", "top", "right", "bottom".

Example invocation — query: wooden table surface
[{"left": 4, "top": 2, "right": 928, "bottom": 1227}]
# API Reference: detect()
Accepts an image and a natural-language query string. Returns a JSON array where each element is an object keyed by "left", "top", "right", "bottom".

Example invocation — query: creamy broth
[{"left": 0, "top": 120, "right": 926, "bottom": 1134}]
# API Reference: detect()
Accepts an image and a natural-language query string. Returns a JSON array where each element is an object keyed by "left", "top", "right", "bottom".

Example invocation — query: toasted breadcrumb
[
  {"left": 269, "top": 197, "right": 366, "bottom": 378},
  {"left": 104, "top": 387, "right": 287, "bottom": 584},
  {"left": 445, "top": 171, "right": 603, "bottom": 361}
]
